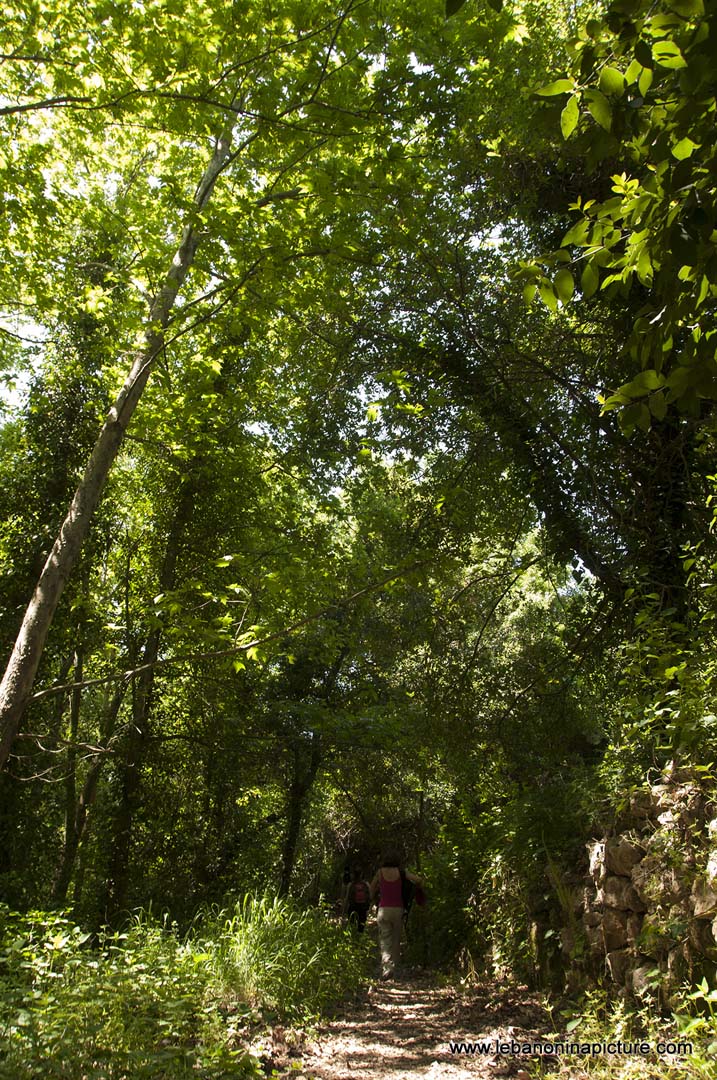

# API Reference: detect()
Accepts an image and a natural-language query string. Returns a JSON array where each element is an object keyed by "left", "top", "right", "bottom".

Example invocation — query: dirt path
[{"left": 266, "top": 972, "right": 554, "bottom": 1080}]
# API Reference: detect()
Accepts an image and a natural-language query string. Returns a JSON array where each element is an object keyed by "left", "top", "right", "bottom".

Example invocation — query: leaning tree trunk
[{"left": 0, "top": 125, "right": 233, "bottom": 771}]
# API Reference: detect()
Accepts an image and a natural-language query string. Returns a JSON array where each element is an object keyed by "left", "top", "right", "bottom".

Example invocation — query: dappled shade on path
[{"left": 271, "top": 972, "right": 550, "bottom": 1079}]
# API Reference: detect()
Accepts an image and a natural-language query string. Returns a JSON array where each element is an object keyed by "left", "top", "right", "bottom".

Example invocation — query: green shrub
[
  {"left": 0, "top": 897, "right": 369, "bottom": 1079},
  {"left": 214, "top": 894, "right": 372, "bottom": 1020},
  {"left": 0, "top": 906, "right": 259, "bottom": 1079},
  {"left": 549, "top": 985, "right": 717, "bottom": 1080}
]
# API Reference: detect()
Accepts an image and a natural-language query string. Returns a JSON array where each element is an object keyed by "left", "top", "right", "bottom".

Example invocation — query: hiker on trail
[
  {"left": 343, "top": 867, "right": 371, "bottom": 932},
  {"left": 369, "top": 849, "right": 423, "bottom": 979}
]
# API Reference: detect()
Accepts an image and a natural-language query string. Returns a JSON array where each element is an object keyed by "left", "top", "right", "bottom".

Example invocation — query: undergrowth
[
  {"left": 540, "top": 984, "right": 717, "bottom": 1080},
  {"left": 0, "top": 896, "right": 370, "bottom": 1079}
]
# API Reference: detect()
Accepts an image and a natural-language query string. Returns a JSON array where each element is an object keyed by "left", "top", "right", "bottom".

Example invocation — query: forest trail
[{"left": 268, "top": 972, "right": 553, "bottom": 1080}]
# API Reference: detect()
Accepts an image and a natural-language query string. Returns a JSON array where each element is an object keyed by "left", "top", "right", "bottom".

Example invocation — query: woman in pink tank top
[{"left": 369, "top": 849, "right": 423, "bottom": 979}]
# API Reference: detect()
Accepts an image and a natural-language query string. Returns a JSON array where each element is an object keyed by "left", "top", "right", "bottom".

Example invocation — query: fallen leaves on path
[{"left": 264, "top": 971, "right": 551, "bottom": 1080}]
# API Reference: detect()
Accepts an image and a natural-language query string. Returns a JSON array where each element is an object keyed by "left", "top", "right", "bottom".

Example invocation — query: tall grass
[
  {"left": 0, "top": 896, "right": 370, "bottom": 1079},
  {"left": 214, "top": 894, "right": 371, "bottom": 1019}
]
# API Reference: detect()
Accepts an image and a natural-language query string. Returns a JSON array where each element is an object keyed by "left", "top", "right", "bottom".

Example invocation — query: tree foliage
[{"left": 0, "top": 1, "right": 716, "bottom": 1050}]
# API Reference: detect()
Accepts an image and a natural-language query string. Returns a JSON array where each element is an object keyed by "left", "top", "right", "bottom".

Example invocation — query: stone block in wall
[
  {"left": 606, "top": 948, "right": 630, "bottom": 986},
  {"left": 667, "top": 942, "right": 691, "bottom": 984},
  {"left": 632, "top": 859, "right": 685, "bottom": 907},
  {"left": 677, "top": 784, "right": 703, "bottom": 817},
  {"left": 583, "top": 906, "right": 601, "bottom": 928},
  {"left": 587, "top": 840, "right": 606, "bottom": 885},
  {"left": 602, "top": 907, "right": 629, "bottom": 952},
  {"left": 706, "top": 850, "right": 717, "bottom": 885},
  {"left": 628, "top": 789, "right": 657, "bottom": 821},
  {"left": 662, "top": 761, "right": 699, "bottom": 785},
  {"left": 585, "top": 925, "right": 603, "bottom": 955},
  {"left": 665, "top": 867, "right": 689, "bottom": 904},
  {"left": 689, "top": 919, "right": 717, "bottom": 960},
  {"left": 651, "top": 781, "right": 703, "bottom": 827},
  {"left": 637, "top": 913, "right": 671, "bottom": 959},
  {"left": 605, "top": 837, "right": 644, "bottom": 877},
  {"left": 627, "top": 912, "right": 644, "bottom": 945},
  {"left": 631, "top": 962, "right": 659, "bottom": 996},
  {"left": 559, "top": 927, "right": 575, "bottom": 955},
  {"left": 598, "top": 875, "right": 646, "bottom": 912},
  {"left": 692, "top": 878, "right": 717, "bottom": 918},
  {"left": 583, "top": 883, "right": 600, "bottom": 909},
  {"left": 566, "top": 969, "right": 590, "bottom": 994},
  {"left": 570, "top": 886, "right": 585, "bottom": 916},
  {"left": 650, "top": 783, "right": 670, "bottom": 806}
]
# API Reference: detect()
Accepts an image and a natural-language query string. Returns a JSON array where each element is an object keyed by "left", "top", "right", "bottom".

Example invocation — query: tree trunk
[
  {"left": 100, "top": 714, "right": 145, "bottom": 923},
  {"left": 278, "top": 731, "right": 322, "bottom": 897},
  {"left": 100, "top": 482, "right": 195, "bottom": 922},
  {"left": 276, "top": 646, "right": 348, "bottom": 896},
  {"left": 51, "top": 683, "right": 126, "bottom": 905},
  {"left": 0, "top": 125, "right": 233, "bottom": 770}
]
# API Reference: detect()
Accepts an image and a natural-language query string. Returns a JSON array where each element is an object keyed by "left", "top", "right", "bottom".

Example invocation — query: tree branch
[{"left": 29, "top": 559, "right": 433, "bottom": 702}]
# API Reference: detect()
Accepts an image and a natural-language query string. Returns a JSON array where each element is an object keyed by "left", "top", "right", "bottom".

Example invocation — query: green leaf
[
  {"left": 636, "top": 247, "right": 653, "bottom": 284},
  {"left": 666, "top": 366, "right": 691, "bottom": 395},
  {"left": 635, "top": 40, "right": 653, "bottom": 68},
  {"left": 599, "top": 66, "right": 626, "bottom": 96},
  {"left": 636, "top": 403, "right": 652, "bottom": 432},
  {"left": 446, "top": 0, "right": 469, "bottom": 15},
  {"left": 536, "top": 79, "right": 576, "bottom": 96},
  {"left": 523, "top": 283, "right": 537, "bottom": 305},
  {"left": 539, "top": 283, "right": 558, "bottom": 312},
  {"left": 649, "top": 392, "right": 667, "bottom": 420},
  {"left": 623, "top": 369, "right": 664, "bottom": 397},
  {"left": 652, "top": 41, "right": 687, "bottom": 68},
  {"left": 671, "top": 137, "right": 699, "bottom": 160},
  {"left": 638, "top": 66, "right": 654, "bottom": 95},
  {"left": 697, "top": 275, "right": 710, "bottom": 308},
  {"left": 581, "top": 261, "right": 599, "bottom": 298},
  {"left": 563, "top": 219, "right": 590, "bottom": 245},
  {"left": 560, "top": 95, "right": 580, "bottom": 138},
  {"left": 620, "top": 402, "right": 642, "bottom": 435},
  {"left": 585, "top": 90, "right": 612, "bottom": 130},
  {"left": 554, "top": 268, "right": 575, "bottom": 302},
  {"left": 668, "top": 0, "right": 704, "bottom": 15}
]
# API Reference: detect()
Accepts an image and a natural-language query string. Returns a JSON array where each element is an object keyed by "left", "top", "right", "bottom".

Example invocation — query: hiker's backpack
[
  {"left": 400, "top": 872, "right": 426, "bottom": 922},
  {"left": 350, "top": 879, "right": 369, "bottom": 905},
  {"left": 400, "top": 870, "right": 415, "bottom": 915}
]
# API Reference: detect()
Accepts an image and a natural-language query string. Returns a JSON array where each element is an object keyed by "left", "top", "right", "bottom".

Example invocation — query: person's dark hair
[{"left": 381, "top": 849, "right": 402, "bottom": 868}]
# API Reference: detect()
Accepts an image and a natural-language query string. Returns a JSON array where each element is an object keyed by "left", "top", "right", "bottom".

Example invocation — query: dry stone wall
[{"left": 568, "top": 762, "right": 717, "bottom": 994}]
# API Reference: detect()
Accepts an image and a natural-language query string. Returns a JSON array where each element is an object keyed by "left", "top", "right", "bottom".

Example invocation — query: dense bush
[
  {"left": 215, "top": 894, "right": 371, "bottom": 1020},
  {"left": 0, "top": 897, "right": 369, "bottom": 1079}
]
